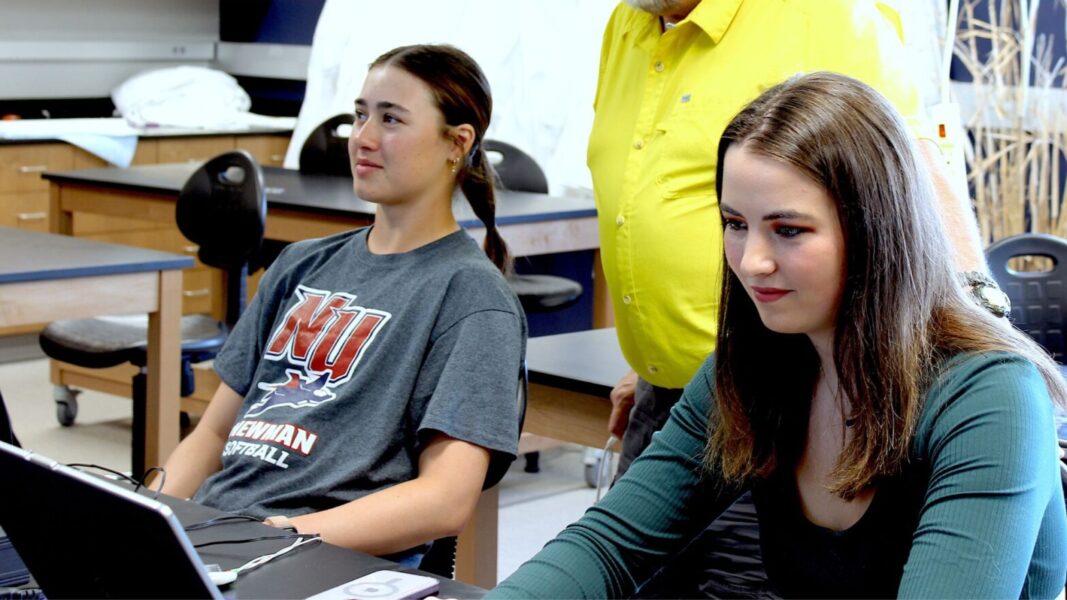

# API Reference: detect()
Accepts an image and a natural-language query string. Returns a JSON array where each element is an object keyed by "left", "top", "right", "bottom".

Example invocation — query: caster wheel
[
  {"left": 53, "top": 385, "right": 80, "bottom": 427},
  {"left": 523, "top": 451, "right": 541, "bottom": 473}
]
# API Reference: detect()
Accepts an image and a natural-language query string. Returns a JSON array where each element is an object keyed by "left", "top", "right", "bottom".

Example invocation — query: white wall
[{"left": 0, "top": 0, "right": 218, "bottom": 99}]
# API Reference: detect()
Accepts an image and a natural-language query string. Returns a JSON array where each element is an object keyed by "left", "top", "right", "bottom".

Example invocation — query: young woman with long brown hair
[
  {"left": 156, "top": 44, "right": 525, "bottom": 567},
  {"left": 490, "top": 72, "right": 1066, "bottom": 598}
]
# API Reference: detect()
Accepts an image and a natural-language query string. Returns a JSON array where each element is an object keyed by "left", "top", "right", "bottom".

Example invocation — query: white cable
[
  {"left": 228, "top": 535, "right": 320, "bottom": 579},
  {"left": 594, "top": 435, "right": 619, "bottom": 502}
]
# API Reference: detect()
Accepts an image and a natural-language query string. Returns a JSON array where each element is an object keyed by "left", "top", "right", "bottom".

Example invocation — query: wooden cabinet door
[
  {"left": 0, "top": 191, "right": 49, "bottom": 231},
  {"left": 237, "top": 134, "right": 290, "bottom": 167},
  {"left": 0, "top": 143, "right": 73, "bottom": 193}
]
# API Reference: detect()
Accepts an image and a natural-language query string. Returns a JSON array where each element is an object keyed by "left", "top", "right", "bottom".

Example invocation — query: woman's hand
[{"left": 608, "top": 370, "right": 638, "bottom": 439}]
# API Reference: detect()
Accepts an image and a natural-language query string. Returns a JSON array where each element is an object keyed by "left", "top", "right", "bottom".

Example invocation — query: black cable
[
  {"left": 134, "top": 466, "right": 165, "bottom": 498},
  {"left": 66, "top": 463, "right": 140, "bottom": 486},
  {"left": 192, "top": 533, "right": 319, "bottom": 549},
  {"left": 184, "top": 514, "right": 262, "bottom": 531},
  {"left": 67, "top": 463, "right": 165, "bottom": 499}
]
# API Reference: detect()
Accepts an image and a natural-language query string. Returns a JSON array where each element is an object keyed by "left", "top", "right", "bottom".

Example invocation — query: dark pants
[{"left": 618, "top": 378, "right": 776, "bottom": 599}]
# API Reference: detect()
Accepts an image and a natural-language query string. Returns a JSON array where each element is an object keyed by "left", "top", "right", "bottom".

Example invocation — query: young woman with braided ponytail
[{"left": 157, "top": 44, "right": 525, "bottom": 567}]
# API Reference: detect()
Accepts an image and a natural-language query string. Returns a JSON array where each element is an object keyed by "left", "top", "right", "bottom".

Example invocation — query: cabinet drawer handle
[
  {"left": 183, "top": 289, "right": 211, "bottom": 298},
  {"left": 16, "top": 212, "right": 47, "bottom": 221},
  {"left": 17, "top": 165, "right": 48, "bottom": 173},
  {"left": 183, "top": 245, "right": 199, "bottom": 254},
  {"left": 270, "top": 154, "right": 285, "bottom": 162}
]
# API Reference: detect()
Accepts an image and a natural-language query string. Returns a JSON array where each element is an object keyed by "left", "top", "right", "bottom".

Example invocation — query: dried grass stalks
[{"left": 954, "top": 0, "right": 1067, "bottom": 242}]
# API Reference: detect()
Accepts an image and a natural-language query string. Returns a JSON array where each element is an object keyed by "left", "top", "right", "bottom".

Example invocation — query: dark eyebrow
[
  {"left": 762, "top": 210, "right": 815, "bottom": 221},
  {"left": 353, "top": 99, "right": 410, "bottom": 113},
  {"left": 720, "top": 204, "right": 815, "bottom": 221}
]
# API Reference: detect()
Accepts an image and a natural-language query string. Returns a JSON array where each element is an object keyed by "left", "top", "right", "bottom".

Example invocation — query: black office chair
[
  {"left": 299, "top": 113, "right": 355, "bottom": 177},
  {"left": 38, "top": 150, "right": 266, "bottom": 475},
  {"left": 418, "top": 363, "right": 528, "bottom": 578},
  {"left": 986, "top": 233, "right": 1067, "bottom": 362}
]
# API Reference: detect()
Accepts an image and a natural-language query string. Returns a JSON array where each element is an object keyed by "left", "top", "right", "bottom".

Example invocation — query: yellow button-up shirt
[{"left": 589, "top": 0, "right": 921, "bottom": 387}]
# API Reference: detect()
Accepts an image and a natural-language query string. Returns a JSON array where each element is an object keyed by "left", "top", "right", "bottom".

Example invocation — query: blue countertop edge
[
  {"left": 459, "top": 209, "right": 597, "bottom": 228},
  {"left": 0, "top": 256, "right": 195, "bottom": 285}
]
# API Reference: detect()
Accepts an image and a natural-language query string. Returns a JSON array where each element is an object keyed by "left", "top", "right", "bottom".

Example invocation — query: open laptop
[{"left": 0, "top": 441, "right": 223, "bottom": 599}]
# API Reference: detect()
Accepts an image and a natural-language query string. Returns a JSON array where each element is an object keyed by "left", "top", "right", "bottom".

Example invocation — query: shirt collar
[
  {"left": 682, "top": 0, "right": 744, "bottom": 44},
  {"left": 625, "top": 0, "right": 744, "bottom": 50}
]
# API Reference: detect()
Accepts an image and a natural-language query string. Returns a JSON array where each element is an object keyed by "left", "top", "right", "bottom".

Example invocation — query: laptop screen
[{"left": 0, "top": 441, "right": 223, "bottom": 599}]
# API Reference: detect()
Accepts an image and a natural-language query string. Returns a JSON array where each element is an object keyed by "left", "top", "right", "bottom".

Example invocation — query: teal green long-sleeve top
[{"left": 489, "top": 353, "right": 1067, "bottom": 598}]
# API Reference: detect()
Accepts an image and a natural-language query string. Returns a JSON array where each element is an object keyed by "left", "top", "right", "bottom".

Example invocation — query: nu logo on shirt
[{"left": 263, "top": 285, "right": 391, "bottom": 386}]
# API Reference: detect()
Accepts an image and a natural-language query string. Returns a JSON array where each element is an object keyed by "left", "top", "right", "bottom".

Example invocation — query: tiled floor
[{"left": 0, "top": 348, "right": 602, "bottom": 584}]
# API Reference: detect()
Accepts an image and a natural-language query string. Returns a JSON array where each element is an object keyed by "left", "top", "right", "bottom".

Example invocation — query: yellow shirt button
[
  {"left": 616, "top": 215, "right": 625, "bottom": 226},
  {"left": 648, "top": 364, "right": 658, "bottom": 374},
  {"left": 654, "top": 61, "right": 665, "bottom": 72},
  {"left": 633, "top": 139, "right": 644, "bottom": 150},
  {"left": 622, "top": 294, "right": 632, "bottom": 305}
]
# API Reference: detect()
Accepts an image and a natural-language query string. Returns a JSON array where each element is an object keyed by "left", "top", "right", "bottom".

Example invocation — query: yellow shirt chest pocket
[{"left": 650, "top": 101, "right": 730, "bottom": 201}]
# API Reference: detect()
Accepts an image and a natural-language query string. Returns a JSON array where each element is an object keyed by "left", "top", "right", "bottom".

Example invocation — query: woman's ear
[{"left": 449, "top": 124, "right": 476, "bottom": 158}]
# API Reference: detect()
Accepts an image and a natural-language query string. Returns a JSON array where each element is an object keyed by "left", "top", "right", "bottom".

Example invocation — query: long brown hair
[
  {"left": 370, "top": 44, "right": 510, "bottom": 273},
  {"left": 708, "top": 72, "right": 1067, "bottom": 498}
]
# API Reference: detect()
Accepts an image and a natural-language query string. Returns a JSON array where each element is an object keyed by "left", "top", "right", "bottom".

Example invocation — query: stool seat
[
  {"left": 508, "top": 274, "right": 583, "bottom": 313},
  {"left": 39, "top": 315, "right": 226, "bottom": 369}
]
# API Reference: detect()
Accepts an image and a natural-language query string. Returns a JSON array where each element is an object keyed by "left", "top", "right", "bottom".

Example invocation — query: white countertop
[{"left": 0, "top": 116, "right": 295, "bottom": 141}]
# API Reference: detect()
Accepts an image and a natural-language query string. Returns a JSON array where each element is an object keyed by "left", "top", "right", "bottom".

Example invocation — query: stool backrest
[
  {"left": 176, "top": 150, "right": 267, "bottom": 326},
  {"left": 986, "top": 233, "right": 1067, "bottom": 361},
  {"left": 299, "top": 113, "right": 355, "bottom": 177},
  {"left": 483, "top": 139, "right": 547, "bottom": 194}
]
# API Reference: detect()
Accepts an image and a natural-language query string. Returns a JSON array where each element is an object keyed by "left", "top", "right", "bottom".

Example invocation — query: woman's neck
[
  {"left": 368, "top": 192, "right": 459, "bottom": 254},
  {"left": 807, "top": 329, "right": 847, "bottom": 420},
  {"left": 807, "top": 330, "right": 835, "bottom": 377}
]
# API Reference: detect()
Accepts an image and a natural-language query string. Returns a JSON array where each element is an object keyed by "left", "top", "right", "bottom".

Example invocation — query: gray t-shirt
[{"left": 194, "top": 227, "right": 526, "bottom": 519}]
